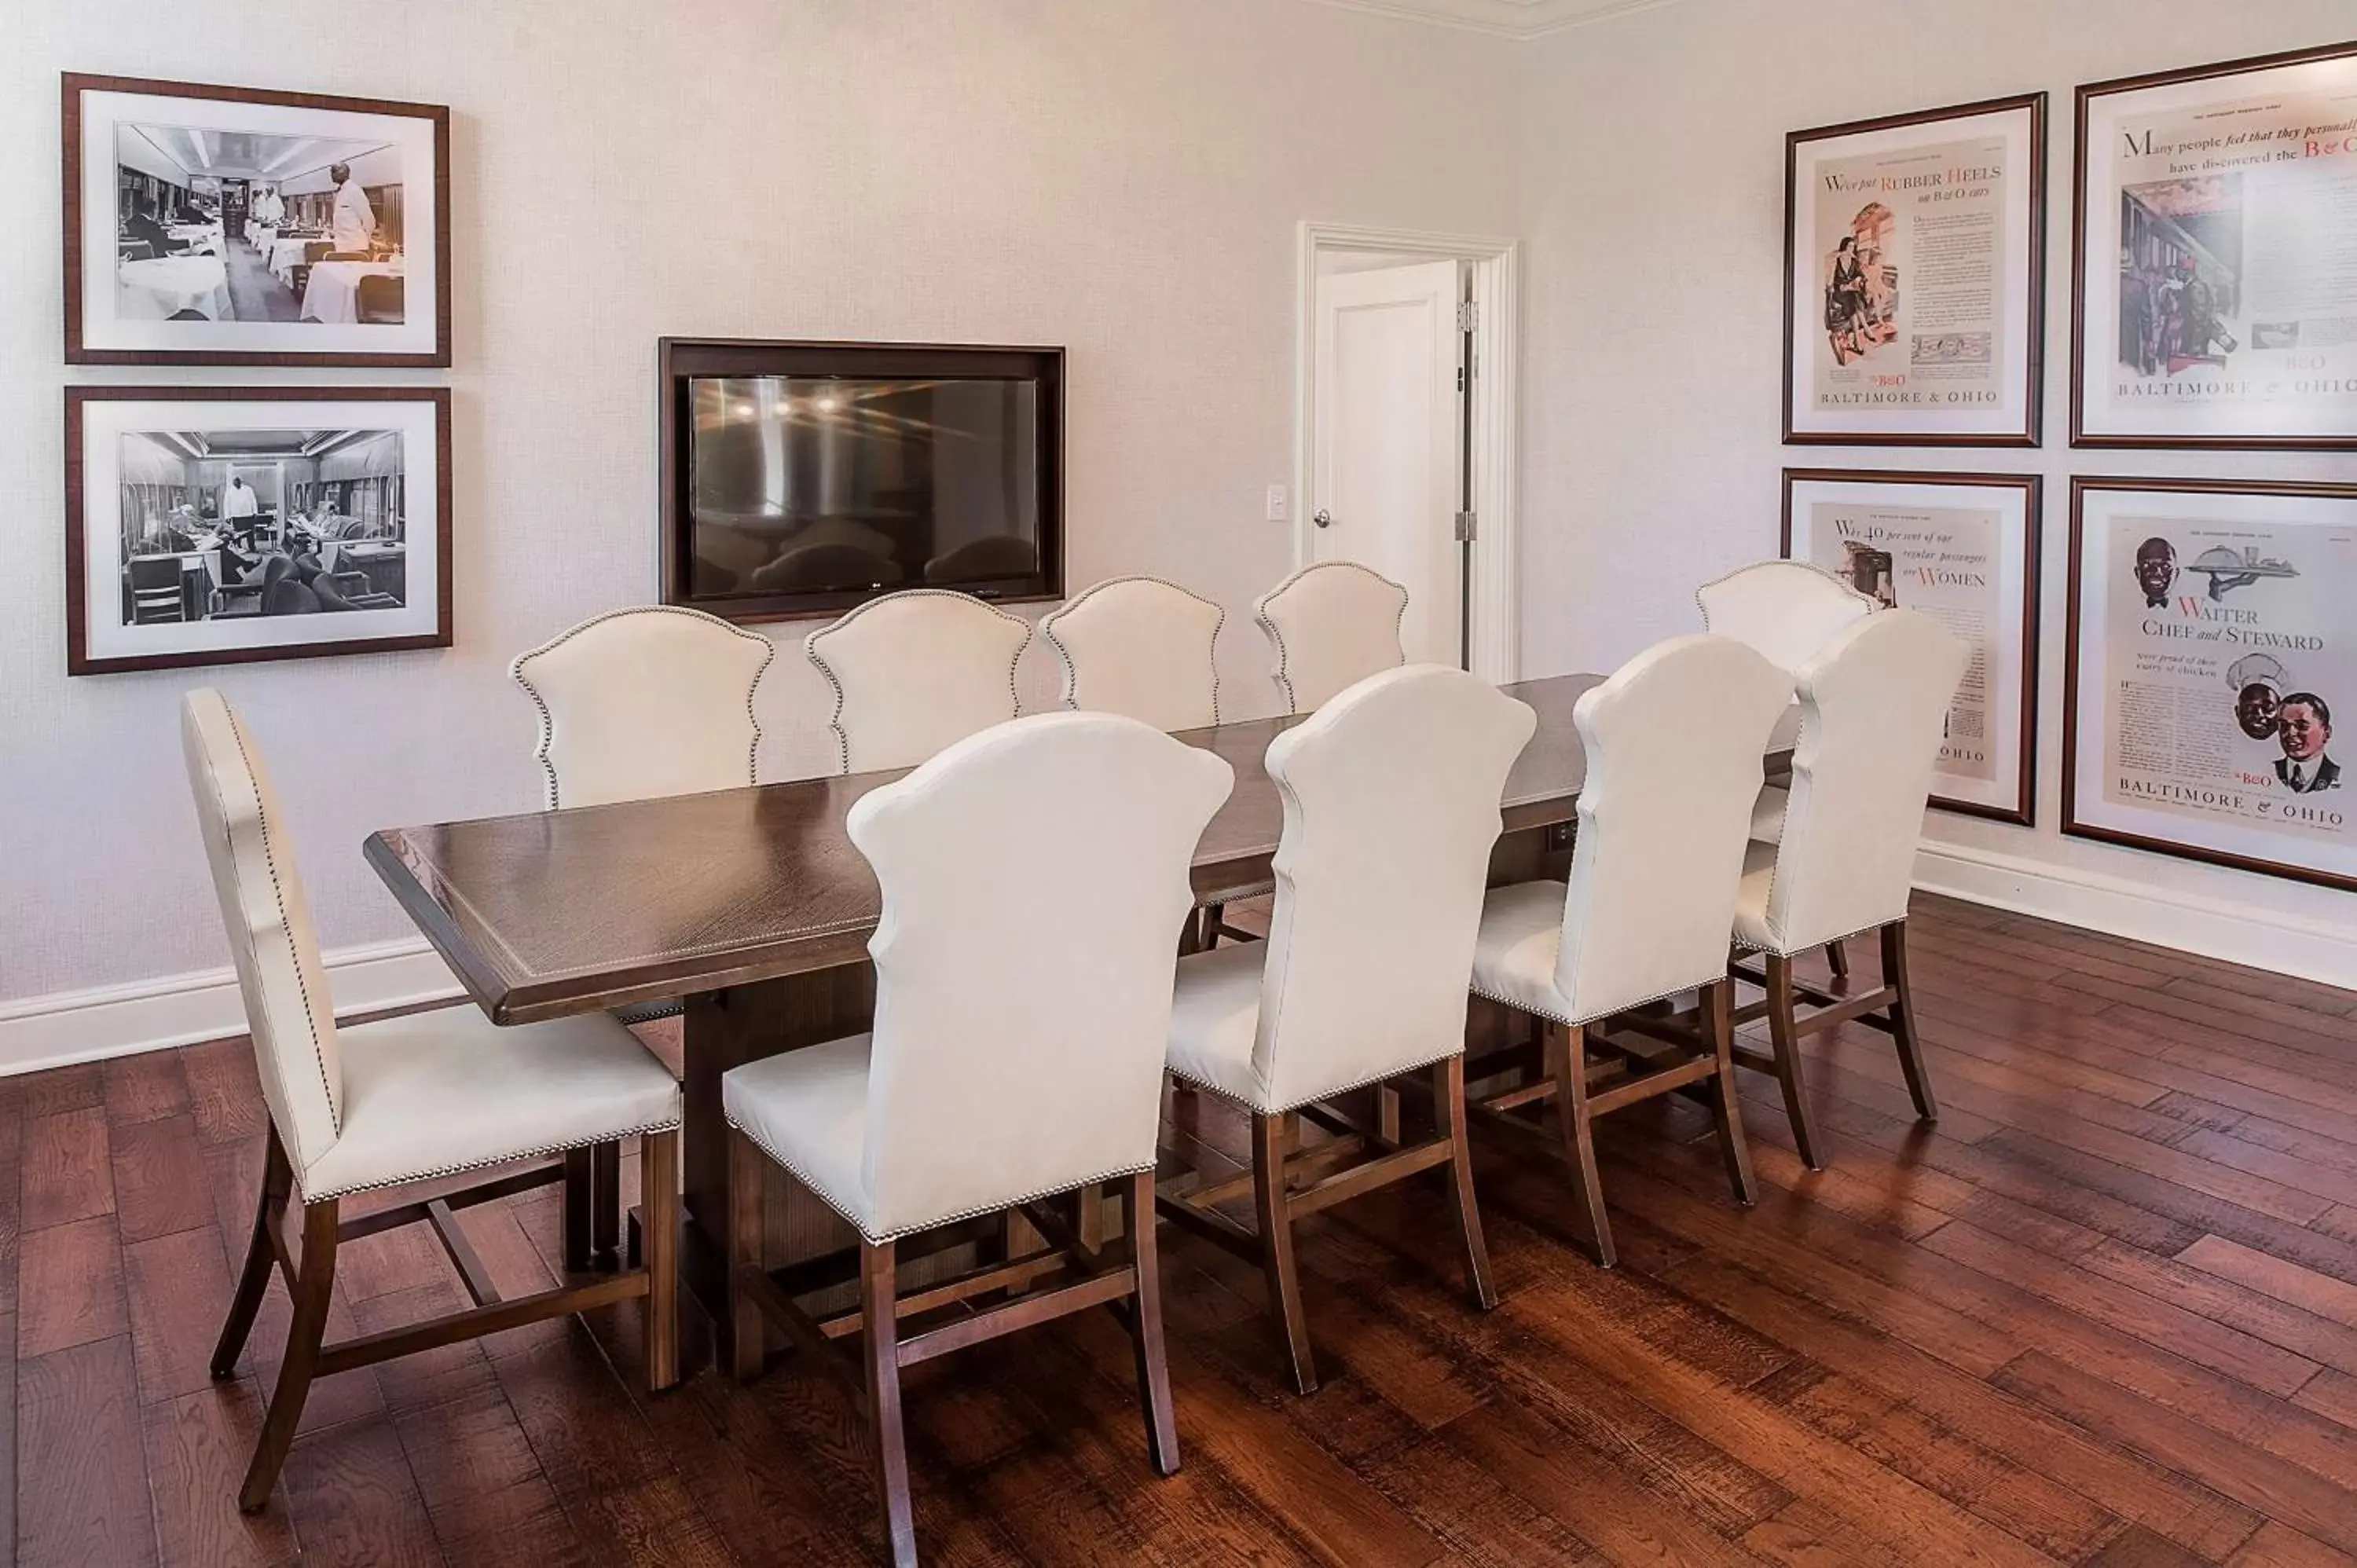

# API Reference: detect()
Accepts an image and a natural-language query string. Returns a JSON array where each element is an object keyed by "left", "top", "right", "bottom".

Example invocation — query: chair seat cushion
[
  {"left": 1469, "top": 880, "right": 1575, "bottom": 1024},
  {"left": 297, "top": 1004, "right": 681, "bottom": 1201},
  {"left": 722, "top": 1034, "right": 877, "bottom": 1237},
  {"left": 1732, "top": 841, "right": 1780, "bottom": 952},
  {"left": 1165, "top": 943, "right": 1274, "bottom": 1109},
  {"left": 1749, "top": 784, "right": 1789, "bottom": 845}
]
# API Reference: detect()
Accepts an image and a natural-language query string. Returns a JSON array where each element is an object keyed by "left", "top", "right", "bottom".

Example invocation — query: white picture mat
[
  {"left": 81, "top": 397, "right": 442, "bottom": 665},
  {"left": 1787, "top": 476, "right": 2033, "bottom": 813},
  {"left": 79, "top": 86, "right": 439, "bottom": 358},
  {"left": 2070, "top": 484, "right": 2357, "bottom": 881},
  {"left": 1787, "top": 105, "right": 2040, "bottom": 438},
  {"left": 2077, "top": 52, "right": 2357, "bottom": 441}
]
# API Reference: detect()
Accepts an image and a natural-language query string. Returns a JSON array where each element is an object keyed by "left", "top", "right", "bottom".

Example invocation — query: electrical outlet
[{"left": 1266, "top": 485, "right": 1288, "bottom": 523}]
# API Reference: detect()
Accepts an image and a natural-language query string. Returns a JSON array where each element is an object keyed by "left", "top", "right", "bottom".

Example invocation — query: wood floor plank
[
  {"left": 141, "top": 1382, "right": 302, "bottom": 1568},
  {"left": 277, "top": 1412, "right": 443, "bottom": 1568},
  {"left": 16, "top": 1335, "right": 157, "bottom": 1567},
  {"left": 104, "top": 1050, "right": 193, "bottom": 1127},
  {"left": 112, "top": 1112, "right": 219, "bottom": 1244},
  {"left": 20, "top": 1107, "right": 114, "bottom": 1231},
  {"left": 2230, "top": 1521, "right": 2357, "bottom": 1567},
  {"left": 124, "top": 1222, "right": 238, "bottom": 1404},
  {"left": 19, "top": 1214, "right": 129, "bottom": 1357}
]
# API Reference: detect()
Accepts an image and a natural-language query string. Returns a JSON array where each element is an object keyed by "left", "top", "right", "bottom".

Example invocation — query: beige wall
[
  {"left": 1, "top": 0, "right": 1520, "bottom": 1005},
  {"left": 1516, "top": 0, "right": 2357, "bottom": 981}
]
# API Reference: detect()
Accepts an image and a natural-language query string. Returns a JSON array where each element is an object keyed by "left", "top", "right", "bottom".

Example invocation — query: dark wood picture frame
[
  {"left": 1781, "top": 467, "right": 2044, "bottom": 825},
  {"left": 2069, "top": 39, "right": 2357, "bottom": 450},
  {"left": 65, "top": 385, "right": 455, "bottom": 676},
  {"left": 63, "top": 72, "right": 452, "bottom": 367},
  {"left": 2062, "top": 474, "right": 2357, "bottom": 893},
  {"left": 1783, "top": 92, "right": 2047, "bottom": 448},
  {"left": 657, "top": 337, "right": 1067, "bottom": 625}
]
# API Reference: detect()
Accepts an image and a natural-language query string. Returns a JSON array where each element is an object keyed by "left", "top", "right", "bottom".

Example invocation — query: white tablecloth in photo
[
  {"left": 300, "top": 260, "right": 404, "bottom": 324},
  {"left": 167, "top": 222, "right": 222, "bottom": 257},
  {"left": 117, "top": 257, "right": 232, "bottom": 321},
  {"left": 268, "top": 236, "right": 324, "bottom": 287}
]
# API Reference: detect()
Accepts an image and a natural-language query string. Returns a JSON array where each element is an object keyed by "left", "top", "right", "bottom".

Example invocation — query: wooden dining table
[{"left": 365, "top": 672, "right": 1794, "bottom": 1334}]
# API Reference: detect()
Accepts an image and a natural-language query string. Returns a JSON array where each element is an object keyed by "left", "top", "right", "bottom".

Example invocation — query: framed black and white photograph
[
  {"left": 1783, "top": 93, "right": 2046, "bottom": 446},
  {"left": 2064, "top": 477, "right": 2357, "bottom": 892},
  {"left": 64, "top": 73, "right": 449, "bottom": 365},
  {"left": 67, "top": 387, "right": 452, "bottom": 675},
  {"left": 1783, "top": 468, "right": 2043, "bottom": 824},
  {"left": 2072, "top": 40, "right": 2357, "bottom": 449}
]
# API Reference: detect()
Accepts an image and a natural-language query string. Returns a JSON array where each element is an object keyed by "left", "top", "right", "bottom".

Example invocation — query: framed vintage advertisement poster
[
  {"left": 2065, "top": 477, "right": 2357, "bottom": 892},
  {"left": 64, "top": 74, "right": 449, "bottom": 365},
  {"left": 1783, "top": 93, "right": 2047, "bottom": 446},
  {"left": 66, "top": 387, "right": 452, "bottom": 675},
  {"left": 1782, "top": 469, "right": 2043, "bottom": 824},
  {"left": 2073, "top": 41, "right": 2357, "bottom": 449}
]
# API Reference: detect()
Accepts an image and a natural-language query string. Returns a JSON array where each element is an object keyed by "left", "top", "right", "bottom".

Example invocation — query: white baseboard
[
  {"left": 0, "top": 938, "right": 467, "bottom": 1079},
  {"left": 1915, "top": 840, "right": 2357, "bottom": 991}
]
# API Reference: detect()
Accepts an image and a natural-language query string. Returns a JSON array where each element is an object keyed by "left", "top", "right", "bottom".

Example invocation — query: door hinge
[
  {"left": 1453, "top": 510, "right": 1478, "bottom": 543},
  {"left": 1457, "top": 300, "right": 1479, "bottom": 332}
]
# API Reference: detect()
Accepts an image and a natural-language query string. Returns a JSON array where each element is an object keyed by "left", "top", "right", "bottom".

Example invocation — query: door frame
[{"left": 1295, "top": 221, "right": 1520, "bottom": 683}]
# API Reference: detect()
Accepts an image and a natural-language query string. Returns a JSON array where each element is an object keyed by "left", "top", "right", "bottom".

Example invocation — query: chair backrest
[
  {"left": 1552, "top": 636, "right": 1794, "bottom": 1022},
  {"left": 180, "top": 690, "right": 344, "bottom": 1181},
  {"left": 1254, "top": 561, "right": 1408, "bottom": 713},
  {"left": 852, "top": 713, "right": 1233, "bottom": 1237},
  {"left": 1754, "top": 609, "right": 1969, "bottom": 952},
  {"left": 1695, "top": 560, "right": 1876, "bottom": 675},
  {"left": 1253, "top": 665, "right": 1535, "bottom": 1109},
  {"left": 1042, "top": 576, "right": 1223, "bottom": 731},
  {"left": 805, "top": 589, "right": 1032, "bottom": 774},
  {"left": 129, "top": 555, "right": 184, "bottom": 588},
  {"left": 354, "top": 273, "right": 405, "bottom": 320},
  {"left": 511, "top": 606, "right": 775, "bottom": 810}
]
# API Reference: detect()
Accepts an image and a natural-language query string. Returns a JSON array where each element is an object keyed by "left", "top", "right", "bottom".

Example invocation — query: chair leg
[
  {"left": 240, "top": 1197, "right": 339, "bottom": 1513},
  {"left": 1124, "top": 1171, "right": 1182, "bottom": 1476},
  {"left": 1549, "top": 1023, "right": 1615, "bottom": 1268},
  {"left": 1765, "top": 952, "right": 1824, "bottom": 1171},
  {"left": 212, "top": 1125, "right": 291, "bottom": 1378},
  {"left": 640, "top": 1130, "right": 680, "bottom": 1392},
  {"left": 1201, "top": 903, "right": 1225, "bottom": 949},
  {"left": 860, "top": 1240, "right": 918, "bottom": 1568},
  {"left": 1249, "top": 1112, "right": 1318, "bottom": 1394},
  {"left": 563, "top": 1146, "right": 595, "bottom": 1272},
  {"left": 1432, "top": 1055, "right": 1497, "bottom": 1310},
  {"left": 1826, "top": 936, "right": 1852, "bottom": 991},
  {"left": 1701, "top": 979, "right": 1758, "bottom": 1207},
  {"left": 728, "top": 1129, "right": 767, "bottom": 1381},
  {"left": 592, "top": 1138, "right": 622, "bottom": 1269},
  {"left": 1882, "top": 921, "right": 1939, "bottom": 1123}
]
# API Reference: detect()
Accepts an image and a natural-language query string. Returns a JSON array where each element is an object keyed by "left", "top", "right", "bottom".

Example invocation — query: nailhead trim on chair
[
  {"left": 216, "top": 707, "right": 343, "bottom": 1135},
  {"left": 803, "top": 589, "right": 1035, "bottom": 777},
  {"left": 1253, "top": 561, "right": 1409, "bottom": 716},
  {"left": 295, "top": 1114, "right": 686, "bottom": 1203},
  {"left": 1041, "top": 575, "right": 1226, "bottom": 726},
  {"left": 510, "top": 603, "right": 777, "bottom": 810},
  {"left": 1469, "top": 974, "right": 1717, "bottom": 1031},
  {"left": 726, "top": 1113, "right": 1153, "bottom": 1247},
  {"left": 1165, "top": 1043, "right": 1469, "bottom": 1116}
]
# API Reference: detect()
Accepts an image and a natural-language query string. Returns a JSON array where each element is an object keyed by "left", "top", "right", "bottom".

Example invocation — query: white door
[{"left": 1310, "top": 258, "right": 1466, "bottom": 667}]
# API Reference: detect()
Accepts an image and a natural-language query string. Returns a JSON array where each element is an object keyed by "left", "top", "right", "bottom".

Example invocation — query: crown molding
[{"left": 1295, "top": 0, "right": 1689, "bottom": 41}]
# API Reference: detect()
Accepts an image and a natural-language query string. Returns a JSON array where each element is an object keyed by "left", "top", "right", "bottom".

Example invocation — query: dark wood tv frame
[{"left": 657, "top": 337, "right": 1066, "bottom": 623}]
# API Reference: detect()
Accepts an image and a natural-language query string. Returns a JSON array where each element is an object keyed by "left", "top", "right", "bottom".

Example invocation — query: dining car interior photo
[{"left": 12, "top": 4, "right": 2357, "bottom": 1566}]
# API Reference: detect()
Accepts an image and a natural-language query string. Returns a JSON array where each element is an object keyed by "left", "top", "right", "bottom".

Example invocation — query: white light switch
[{"left": 1266, "top": 485, "right": 1288, "bottom": 523}]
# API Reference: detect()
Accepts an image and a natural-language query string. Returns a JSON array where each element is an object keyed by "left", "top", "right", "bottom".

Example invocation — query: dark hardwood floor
[{"left": 11, "top": 894, "right": 2357, "bottom": 1566}]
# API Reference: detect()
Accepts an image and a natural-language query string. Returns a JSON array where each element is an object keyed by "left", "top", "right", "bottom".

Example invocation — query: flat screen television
[{"left": 660, "top": 338, "right": 1064, "bottom": 621}]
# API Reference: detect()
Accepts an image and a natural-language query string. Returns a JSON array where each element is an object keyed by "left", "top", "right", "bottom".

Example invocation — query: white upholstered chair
[
  {"left": 1699, "top": 559, "right": 1879, "bottom": 977},
  {"left": 511, "top": 603, "right": 775, "bottom": 809},
  {"left": 1042, "top": 575, "right": 1223, "bottom": 731},
  {"left": 183, "top": 690, "right": 683, "bottom": 1513},
  {"left": 721, "top": 712, "right": 1232, "bottom": 1566},
  {"left": 1729, "top": 609, "right": 1968, "bottom": 1170},
  {"left": 805, "top": 588, "right": 1033, "bottom": 774},
  {"left": 1466, "top": 636, "right": 1792, "bottom": 1267},
  {"left": 510, "top": 603, "right": 773, "bottom": 1254},
  {"left": 1253, "top": 560, "right": 1409, "bottom": 714},
  {"left": 1158, "top": 665, "right": 1535, "bottom": 1394}
]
